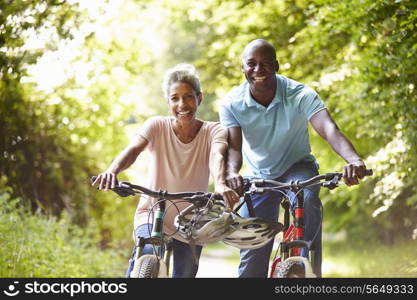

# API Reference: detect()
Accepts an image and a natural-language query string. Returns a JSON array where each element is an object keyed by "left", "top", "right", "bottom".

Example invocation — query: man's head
[{"left": 241, "top": 39, "right": 279, "bottom": 93}]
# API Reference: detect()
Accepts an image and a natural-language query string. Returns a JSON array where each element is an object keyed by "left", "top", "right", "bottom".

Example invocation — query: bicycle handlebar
[
  {"left": 90, "top": 176, "right": 222, "bottom": 203},
  {"left": 244, "top": 169, "right": 373, "bottom": 192}
]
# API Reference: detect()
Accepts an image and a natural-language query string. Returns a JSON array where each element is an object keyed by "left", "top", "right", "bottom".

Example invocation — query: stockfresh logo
[{"left": 3, "top": 281, "right": 20, "bottom": 297}]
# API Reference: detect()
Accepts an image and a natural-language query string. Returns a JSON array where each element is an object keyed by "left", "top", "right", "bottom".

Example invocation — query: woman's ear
[{"left": 197, "top": 93, "right": 203, "bottom": 105}]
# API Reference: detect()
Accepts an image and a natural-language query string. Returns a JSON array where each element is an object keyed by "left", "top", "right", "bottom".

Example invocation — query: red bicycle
[{"left": 240, "top": 169, "right": 373, "bottom": 278}]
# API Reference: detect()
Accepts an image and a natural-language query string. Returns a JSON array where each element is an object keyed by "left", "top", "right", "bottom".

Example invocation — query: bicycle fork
[
  {"left": 134, "top": 199, "right": 173, "bottom": 275},
  {"left": 272, "top": 188, "right": 316, "bottom": 277}
]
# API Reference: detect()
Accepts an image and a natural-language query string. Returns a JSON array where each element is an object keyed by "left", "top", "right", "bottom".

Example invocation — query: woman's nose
[{"left": 179, "top": 97, "right": 188, "bottom": 106}]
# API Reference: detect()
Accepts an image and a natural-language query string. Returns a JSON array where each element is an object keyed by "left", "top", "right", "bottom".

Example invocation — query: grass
[
  {"left": 323, "top": 239, "right": 417, "bottom": 278},
  {"left": 0, "top": 188, "right": 127, "bottom": 278}
]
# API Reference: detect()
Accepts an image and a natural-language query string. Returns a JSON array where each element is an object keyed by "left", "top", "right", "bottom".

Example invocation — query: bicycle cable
[
  {"left": 164, "top": 199, "right": 191, "bottom": 237},
  {"left": 122, "top": 192, "right": 166, "bottom": 264},
  {"left": 269, "top": 181, "right": 326, "bottom": 262},
  {"left": 293, "top": 183, "right": 324, "bottom": 249},
  {"left": 141, "top": 198, "right": 171, "bottom": 260}
]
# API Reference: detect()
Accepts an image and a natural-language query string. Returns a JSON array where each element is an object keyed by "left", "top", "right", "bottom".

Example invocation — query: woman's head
[
  {"left": 163, "top": 64, "right": 202, "bottom": 122},
  {"left": 162, "top": 63, "right": 202, "bottom": 98}
]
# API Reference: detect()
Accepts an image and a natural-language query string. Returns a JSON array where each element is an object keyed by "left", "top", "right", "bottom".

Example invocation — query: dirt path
[{"left": 196, "top": 246, "right": 239, "bottom": 278}]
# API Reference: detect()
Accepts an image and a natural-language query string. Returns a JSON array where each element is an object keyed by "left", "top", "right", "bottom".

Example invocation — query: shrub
[{"left": 0, "top": 176, "right": 127, "bottom": 277}]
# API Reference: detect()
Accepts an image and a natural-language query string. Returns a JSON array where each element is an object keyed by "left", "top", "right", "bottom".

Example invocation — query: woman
[{"left": 92, "top": 63, "right": 239, "bottom": 278}]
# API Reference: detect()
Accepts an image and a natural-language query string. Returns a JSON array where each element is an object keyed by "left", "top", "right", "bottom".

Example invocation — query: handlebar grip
[
  {"left": 242, "top": 178, "right": 250, "bottom": 185},
  {"left": 365, "top": 169, "right": 373, "bottom": 176},
  {"left": 212, "top": 193, "right": 224, "bottom": 200}
]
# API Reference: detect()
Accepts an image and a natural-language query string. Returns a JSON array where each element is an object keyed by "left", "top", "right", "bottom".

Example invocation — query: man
[{"left": 219, "top": 39, "right": 367, "bottom": 277}]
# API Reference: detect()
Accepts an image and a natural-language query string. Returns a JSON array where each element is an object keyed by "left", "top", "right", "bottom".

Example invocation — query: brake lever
[
  {"left": 251, "top": 187, "right": 269, "bottom": 194},
  {"left": 183, "top": 195, "right": 211, "bottom": 207},
  {"left": 322, "top": 177, "right": 340, "bottom": 190},
  {"left": 112, "top": 182, "right": 136, "bottom": 197}
]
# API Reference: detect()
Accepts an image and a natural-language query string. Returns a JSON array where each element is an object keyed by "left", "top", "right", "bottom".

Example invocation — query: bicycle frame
[
  {"left": 236, "top": 181, "right": 316, "bottom": 277},
  {"left": 91, "top": 177, "right": 220, "bottom": 278},
  {"left": 268, "top": 188, "right": 317, "bottom": 278},
  {"left": 242, "top": 169, "right": 373, "bottom": 278}
]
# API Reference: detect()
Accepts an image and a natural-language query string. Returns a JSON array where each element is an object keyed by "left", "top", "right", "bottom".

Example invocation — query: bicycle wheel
[
  {"left": 130, "top": 254, "right": 168, "bottom": 278},
  {"left": 274, "top": 260, "right": 305, "bottom": 278}
]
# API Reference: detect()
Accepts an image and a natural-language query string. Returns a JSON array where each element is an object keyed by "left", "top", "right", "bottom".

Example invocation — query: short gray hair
[{"left": 162, "top": 63, "right": 201, "bottom": 98}]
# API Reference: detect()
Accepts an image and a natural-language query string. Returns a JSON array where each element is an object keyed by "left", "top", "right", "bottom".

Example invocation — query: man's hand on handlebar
[
  {"left": 91, "top": 171, "right": 118, "bottom": 191},
  {"left": 343, "top": 159, "right": 367, "bottom": 186}
]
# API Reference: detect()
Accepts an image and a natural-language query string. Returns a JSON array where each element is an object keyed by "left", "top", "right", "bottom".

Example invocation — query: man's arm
[
  {"left": 209, "top": 141, "right": 240, "bottom": 209},
  {"left": 91, "top": 135, "right": 149, "bottom": 190},
  {"left": 225, "top": 127, "right": 244, "bottom": 192},
  {"left": 310, "top": 109, "right": 366, "bottom": 185}
]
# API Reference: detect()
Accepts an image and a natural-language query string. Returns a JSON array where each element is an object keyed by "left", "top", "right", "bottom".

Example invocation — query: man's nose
[{"left": 254, "top": 64, "right": 263, "bottom": 72}]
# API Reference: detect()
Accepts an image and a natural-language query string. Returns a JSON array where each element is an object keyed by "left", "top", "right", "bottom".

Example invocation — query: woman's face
[{"left": 167, "top": 81, "right": 201, "bottom": 122}]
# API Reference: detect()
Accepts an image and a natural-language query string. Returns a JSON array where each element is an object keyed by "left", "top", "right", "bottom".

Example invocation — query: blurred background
[{"left": 1, "top": 0, "right": 416, "bottom": 277}]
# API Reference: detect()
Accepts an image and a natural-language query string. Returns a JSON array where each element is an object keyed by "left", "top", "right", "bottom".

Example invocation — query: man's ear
[{"left": 275, "top": 59, "right": 280, "bottom": 73}]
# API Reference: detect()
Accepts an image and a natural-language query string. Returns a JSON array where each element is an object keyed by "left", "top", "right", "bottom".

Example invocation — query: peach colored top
[{"left": 133, "top": 116, "right": 227, "bottom": 244}]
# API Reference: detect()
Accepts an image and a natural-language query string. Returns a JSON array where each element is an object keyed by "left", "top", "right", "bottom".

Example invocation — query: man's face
[{"left": 241, "top": 45, "right": 278, "bottom": 92}]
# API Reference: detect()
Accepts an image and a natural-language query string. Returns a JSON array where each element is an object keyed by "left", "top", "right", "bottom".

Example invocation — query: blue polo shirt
[{"left": 219, "top": 74, "right": 325, "bottom": 179}]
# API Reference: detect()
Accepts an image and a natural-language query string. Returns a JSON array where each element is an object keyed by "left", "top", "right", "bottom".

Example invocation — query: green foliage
[
  {"left": 158, "top": 0, "right": 417, "bottom": 243},
  {"left": 298, "top": 0, "right": 417, "bottom": 242},
  {"left": 0, "top": 0, "right": 84, "bottom": 215},
  {"left": 1, "top": 0, "right": 416, "bottom": 272},
  {"left": 1, "top": 0, "right": 142, "bottom": 248},
  {"left": 323, "top": 238, "right": 417, "bottom": 277},
  {"left": 0, "top": 176, "right": 126, "bottom": 277}
]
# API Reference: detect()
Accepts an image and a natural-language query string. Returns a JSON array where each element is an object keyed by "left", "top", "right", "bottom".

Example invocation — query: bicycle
[
  {"left": 91, "top": 176, "right": 236, "bottom": 278},
  {"left": 238, "top": 169, "right": 373, "bottom": 278},
  {"left": 91, "top": 176, "right": 283, "bottom": 278}
]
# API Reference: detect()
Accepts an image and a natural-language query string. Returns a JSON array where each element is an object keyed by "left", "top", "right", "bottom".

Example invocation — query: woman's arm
[{"left": 92, "top": 135, "right": 149, "bottom": 190}]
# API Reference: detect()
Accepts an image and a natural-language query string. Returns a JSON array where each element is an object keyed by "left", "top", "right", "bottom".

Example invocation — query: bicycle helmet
[
  {"left": 174, "top": 198, "right": 237, "bottom": 244},
  {"left": 222, "top": 213, "right": 283, "bottom": 249}
]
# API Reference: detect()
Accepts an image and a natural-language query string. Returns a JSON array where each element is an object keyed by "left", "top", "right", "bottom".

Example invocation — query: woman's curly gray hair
[{"left": 162, "top": 63, "right": 201, "bottom": 98}]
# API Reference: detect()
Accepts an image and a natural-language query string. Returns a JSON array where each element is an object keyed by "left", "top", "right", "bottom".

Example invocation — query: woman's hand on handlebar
[
  {"left": 215, "top": 182, "right": 240, "bottom": 210},
  {"left": 226, "top": 172, "right": 244, "bottom": 196},
  {"left": 343, "top": 159, "right": 367, "bottom": 186},
  {"left": 91, "top": 171, "right": 118, "bottom": 191}
]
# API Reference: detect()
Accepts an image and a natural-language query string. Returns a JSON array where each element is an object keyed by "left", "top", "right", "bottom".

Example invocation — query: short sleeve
[
  {"left": 298, "top": 87, "right": 326, "bottom": 120},
  {"left": 137, "top": 116, "right": 161, "bottom": 147},
  {"left": 210, "top": 122, "right": 228, "bottom": 145},
  {"left": 219, "top": 100, "right": 240, "bottom": 128}
]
